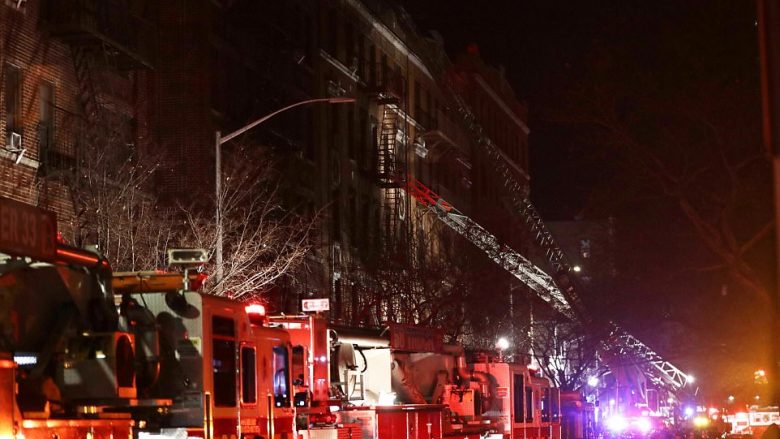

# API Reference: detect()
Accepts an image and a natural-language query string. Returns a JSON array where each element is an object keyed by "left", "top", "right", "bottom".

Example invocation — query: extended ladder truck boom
[{"left": 403, "top": 175, "right": 692, "bottom": 395}]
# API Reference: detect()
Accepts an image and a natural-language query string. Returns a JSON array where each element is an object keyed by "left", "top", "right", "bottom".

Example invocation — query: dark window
[
  {"left": 327, "top": 7, "right": 337, "bottom": 55},
  {"left": 38, "top": 82, "right": 54, "bottom": 156},
  {"left": 4, "top": 64, "right": 22, "bottom": 133},
  {"left": 369, "top": 118, "right": 378, "bottom": 172},
  {"left": 291, "top": 346, "right": 305, "bottom": 386},
  {"left": 513, "top": 373, "right": 525, "bottom": 423},
  {"left": 345, "top": 22, "right": 354, "bottom": 66},
  {"left": 525, "top": 388, "right": 533, "bottom": 422},
  {"left": 212, "top": 316, "right": 235, "bottom": 337},
  {"left": 357, "top": 37, "right": 365, "bottom": 78},
  {"left": 272, "top": 346, "right": 290, "bottom": 407},
  {"left": 241, "top": 346, "right": 257, "bottom": 404},
  {"left": 380, "top": 53, "right": 388, "bottom": 87},
  {"left": 551, "top": 388, "right": 560, "bottom": 421},
  {"left": 414, "top": 80, "right": 422, "bottom": 124},
  {"left": 304, "top": 111, "right": 315, "bottom": 160},
  {"left": 542, "top": 387, "right": 551, "bottom": 422},
  {"left": 368, "top": 44, "right": 376, "bottom": 86},
  {"left": 347, "top": 107, "right": 356, "bottom": 160},
  {"left": 332, "top": 188, "right": 341, "bottom": 236},
  {"left": 357, "top": 112, "right": 367, "bottom": 168},
  {"left": 213, "top": 339, "right": 236, "bottom": 407}
]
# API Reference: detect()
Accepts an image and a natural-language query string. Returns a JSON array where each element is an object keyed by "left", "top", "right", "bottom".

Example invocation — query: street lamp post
[{"left": 214, "top": 97, "right": 355, "bottom": 291}]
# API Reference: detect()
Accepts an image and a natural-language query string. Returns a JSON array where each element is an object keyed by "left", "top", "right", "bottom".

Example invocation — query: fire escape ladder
[
  {"left": 72, "top": 47, "right": 101, "bottom": 125},
  {"left": 377, "top": 102, "right": 401, "bottom": 251}
]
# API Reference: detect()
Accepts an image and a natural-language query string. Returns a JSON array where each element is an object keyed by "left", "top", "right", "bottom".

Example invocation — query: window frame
[
  {"left": 211, "top": 315, "right": 237, "bottom": 408},
  {"left": 240, "top": 344, "right": 257, "bottom": 406},
  {"left": 4, "top": 64, "right": 22, "bottom": 135}
]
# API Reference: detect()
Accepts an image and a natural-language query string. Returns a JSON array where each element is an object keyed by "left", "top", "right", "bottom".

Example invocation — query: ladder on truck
[
  {"left": 403, "top": 174, "right": 692, "bottom": 394},
  {"left": 446, "top": 86, "right": 693, "bottom": 393}
]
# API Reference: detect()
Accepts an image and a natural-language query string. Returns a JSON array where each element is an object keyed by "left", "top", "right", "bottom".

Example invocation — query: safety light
[
  {"left": 587, "top": 376, "right": 599, "bottom": 387},
  {"left": 496, "top": 337, "right": 510, "bottom": 351},
  {"left": 606, "top": 415, "right": 628, "bottom": 432},
  {"left": 190, "top": 272, "right": 208, "bottom": 290},
  {"left": 245, "top": 304, "right": 267, "bottom": 326},
  {"left": 635, "top": 417, "right": 652, "bottom": 433},
  {"left": 693, "top": 416, "right": 709, "bottom": 428}
]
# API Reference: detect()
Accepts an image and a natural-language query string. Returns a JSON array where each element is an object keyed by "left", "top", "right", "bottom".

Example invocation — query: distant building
[{"left": 545, "top": 218, "right": 618, "bottom": 294}]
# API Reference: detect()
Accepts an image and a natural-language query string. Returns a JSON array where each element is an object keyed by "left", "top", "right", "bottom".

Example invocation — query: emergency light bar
[{"left": 245, "top": 304, "right": 266, "bottom": 326}]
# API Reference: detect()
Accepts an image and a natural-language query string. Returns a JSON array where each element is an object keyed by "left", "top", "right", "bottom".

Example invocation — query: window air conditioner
[{"left": 6, "top": 132, "right": 25, "bottom": 164}]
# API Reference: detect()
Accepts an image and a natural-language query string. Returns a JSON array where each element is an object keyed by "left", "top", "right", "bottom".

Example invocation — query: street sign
[
  {"left": 301, "top": 298, "right": 329, "bottom": 312},
  {"left": 0, "top": 197, "right": 57, "bottom": 261}
]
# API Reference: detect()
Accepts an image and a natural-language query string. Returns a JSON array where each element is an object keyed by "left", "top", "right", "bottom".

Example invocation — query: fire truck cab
[{"left": 114, "top": 255, "right": 296, "bottom": 438}]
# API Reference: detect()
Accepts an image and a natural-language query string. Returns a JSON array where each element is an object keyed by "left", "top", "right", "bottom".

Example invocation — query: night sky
[{"left": 398, "top": 0, "right": 769, "bottom": 401}]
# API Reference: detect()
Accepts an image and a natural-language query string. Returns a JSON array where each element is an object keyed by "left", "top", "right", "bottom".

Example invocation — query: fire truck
[
  {"left": 0, "top": 198, "right": 298, "bottom": 439},
  {"left": 0, "top": 196, "right": 574, "bottom": 439},
  {"left": 112, "top": 261, "right": 296, "bottom": 438},
  {"left": 272, "top": 315, "right": 563, "bottom": 439},
  {"left": 0, "top": 197, "right": 137, "bottom": 438}
]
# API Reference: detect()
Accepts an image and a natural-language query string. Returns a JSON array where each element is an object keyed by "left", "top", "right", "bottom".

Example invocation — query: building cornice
[{"left": 345, "top": 0, "right": 433, "bottom": 80}]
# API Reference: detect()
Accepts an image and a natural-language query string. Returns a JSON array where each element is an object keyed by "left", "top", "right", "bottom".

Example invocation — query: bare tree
[
  {"left": 519, "top": 318, "right": 601, "bottom": 390},
  {"left": 64, "top": 113, "right": 176, "bottom": 271},
  {"left": 180, "top": 145, "right": 317, "bottom": 301}
]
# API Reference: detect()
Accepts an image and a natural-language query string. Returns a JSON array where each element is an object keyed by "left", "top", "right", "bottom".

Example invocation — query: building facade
[
  {"left": 0, "top": 0, "right": 538, "bottom": 345},
  {"left": 0, "top": 0, "right": 152, "bottom": 242}
]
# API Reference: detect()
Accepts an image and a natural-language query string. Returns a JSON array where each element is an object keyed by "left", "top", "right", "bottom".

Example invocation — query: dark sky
[
  {"left": 399, "top": 0, "right": 758, "bottom": 217},
  {"left": 397, "top": 1, "right": 768, "bottom": 401}
]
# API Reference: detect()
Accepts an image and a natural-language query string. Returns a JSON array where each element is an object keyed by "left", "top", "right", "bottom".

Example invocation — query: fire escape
[
  {"left": 369, "top": 67, "right": 406, "bottom": 255},
  {"left": 39, "top": 0, "right": 153, "bottom": 171}
]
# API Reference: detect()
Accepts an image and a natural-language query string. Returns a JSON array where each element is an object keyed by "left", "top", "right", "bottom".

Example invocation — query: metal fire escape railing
[
  {"left": 376, "top": 99, "right": 402, "bottom": 251},
  {"left": 72, "top": 47, "right": 101, "bottom": 125}
]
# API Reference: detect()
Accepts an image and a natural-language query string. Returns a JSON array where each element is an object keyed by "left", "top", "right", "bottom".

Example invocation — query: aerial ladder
[
  {"left": 403, "top": 175, "right": 692, "bottom": 399},
  {"left": 397, "top": 48, "right": 696, "bottom": 398},
  {"left": 446, "top": 83, "right": 694, "bottom": 391}
]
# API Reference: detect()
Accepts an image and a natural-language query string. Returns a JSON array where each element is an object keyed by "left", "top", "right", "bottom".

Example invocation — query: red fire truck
[
  {"left": 271, "top": 315, "right": 563, "bottom": 439},
  {"left": 0, "top": 197, "right": 136, "bottom": 438},
  {"left": 113, "top": 263, "right": 297, "bottom": 438},
  {"left": 0, "top": 197, "right": 576, "bottom": 439}
]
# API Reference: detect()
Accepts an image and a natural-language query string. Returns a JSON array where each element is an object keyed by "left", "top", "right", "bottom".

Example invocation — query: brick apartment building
[
  {"left": 1, "top": 0, "right": 537, "bottom": 340},
  {"left": 1, "top": 0, "right": 150, "bottom": 242}
]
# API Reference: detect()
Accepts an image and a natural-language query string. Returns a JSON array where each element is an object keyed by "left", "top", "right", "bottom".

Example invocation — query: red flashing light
[
  {"left": 246, "top": 304, "right": 267, "bottom": 326},
  {"left": 190, "top": 272, "right": 208, "bottom": 290},
  {"left": 246, "top": 304, "right": 266, "bottom": 315}
]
